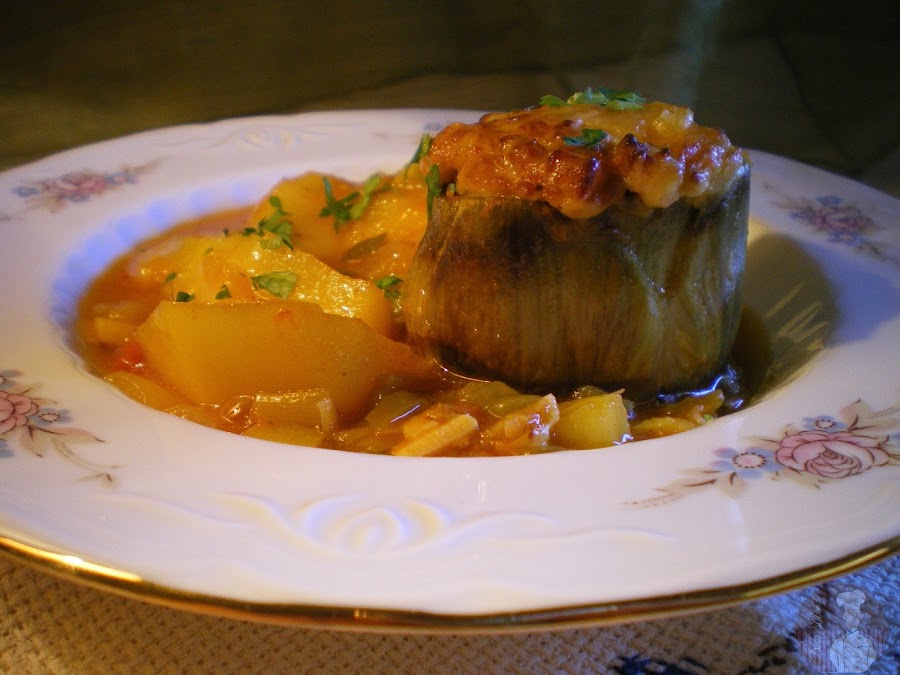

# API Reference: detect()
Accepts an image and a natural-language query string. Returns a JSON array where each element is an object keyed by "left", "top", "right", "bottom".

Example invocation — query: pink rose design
[
  {"left": 45, "top": 173, "right": 109, "bottom": 202},
  {"left": 0, "top": 391, "right": 39, "bottom": 434},
  {"left": 775, "top": 430, "right": 890, "bottom": 479},
  {"left": 806, "top": 203, "right": 874, "bottom": 244}
]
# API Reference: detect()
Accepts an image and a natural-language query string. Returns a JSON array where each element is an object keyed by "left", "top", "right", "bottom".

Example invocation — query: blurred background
[{"left": 2, "top": 0, "right": 898, "bottom": 196}]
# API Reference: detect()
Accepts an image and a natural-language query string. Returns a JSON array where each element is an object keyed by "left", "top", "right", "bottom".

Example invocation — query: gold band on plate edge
[{"left": 0, "top": 533, "right": 896, "bottom": 634}]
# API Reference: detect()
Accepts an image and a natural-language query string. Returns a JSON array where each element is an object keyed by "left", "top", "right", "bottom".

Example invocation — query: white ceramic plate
[{"left": 1, "top": 110, "right": 898, "bottom": 631}]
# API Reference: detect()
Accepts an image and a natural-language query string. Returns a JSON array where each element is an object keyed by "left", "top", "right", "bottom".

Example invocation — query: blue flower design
[
  {"left": 32, "top": 407, "right": 71, "bottom": 427},
  {"left": 816, "top": 195, "right": 843, "bottom": 208},
  {"left": 788, "top": 208, "right": 813, "bottom": 222},
  {"left": 12, "top": 185, "right": 41, "bottom": 198},
  {"left": 0, "top": 370, "right": 20, "bottom": 389},
  {"left": 105, "top": 170, "right": 139, "bottom": 185},
  {"left": 802, "top": 415, "right": 846, "bottom": 432},
  {"left": 712, "top": 446, "right": 779, "bottom": 479}
]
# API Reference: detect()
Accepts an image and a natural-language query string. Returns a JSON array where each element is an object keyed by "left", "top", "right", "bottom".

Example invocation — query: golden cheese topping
[{"left": 422, "top": 100, "right": 749, "bottom": 219}]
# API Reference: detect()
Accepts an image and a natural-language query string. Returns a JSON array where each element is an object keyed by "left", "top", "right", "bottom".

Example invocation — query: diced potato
[
  {"left": 139, "top": 233, "right": 396, "bottom": 336},
  {"left": 133, "top": 299, "right": 438, "bottom": 420},
  {"left": 249, "top": 173, "right": 346, "bottom": 262},
  {"left": 93, "top": 316, "right": 139, "bottom": 347},
  {"left": 252, "top": 171, "right": 428, "bottom": 281},
  {"left": 336, "top": 179, "right": 429, "bottom": 280},
  {"left": 88, "top": 300, "right": 150, "bottom": 347},
  {"left": 552, "top": 393, "right": 630, "bottom": 449}
]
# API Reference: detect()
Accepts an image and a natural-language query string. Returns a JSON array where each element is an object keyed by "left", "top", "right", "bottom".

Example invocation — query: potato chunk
[
  {"left": 137, "top": 233, "right": 395, "bottom": 337},
  {"left": 552, "top": 393, "right": 630, "bottom": 449},
  {"left": 133, "top": 300, "right": 437, "bottom": 420}
]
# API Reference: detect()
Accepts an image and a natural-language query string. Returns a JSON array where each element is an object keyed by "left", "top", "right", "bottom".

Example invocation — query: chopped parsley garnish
[
  {"left": 425, "top": 164, "right": 441, "bottom": 221},
  {"left": 320, "top": 174, "right": 385, "bottom": 231},
  {"left": 342, "top": 232, "right": 387, "bottom": 262},
  {"left": 163, "top": 272, "right": 178, "bottom": 284},
  {"left": 242, "top": 195, "right": 293, "bottom": 250},
  {"left": 250, "top": 270, "right": 297, "bottom": 299},
  {"left": 174, "top": 291, "right": 194, "bottom": 303},
  {"left": 404, "top": 133, "right": 432, "bottom": 180},
  {"left": 540, "top": 87, "right": 645, "bottom": 110},
  {"left": 215, "top": 284, "right": 232, "bottom": 300},
  {"left": 563, "top": 128, "right": 608, "bottom": 147},
  {"left": 375, "top": 274, "right": 403, "bottom": 299}
]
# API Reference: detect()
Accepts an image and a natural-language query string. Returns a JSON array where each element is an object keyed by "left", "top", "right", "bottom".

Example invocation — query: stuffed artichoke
[{"left": 403, "top": 89, "right": 751, "bottom": 401}]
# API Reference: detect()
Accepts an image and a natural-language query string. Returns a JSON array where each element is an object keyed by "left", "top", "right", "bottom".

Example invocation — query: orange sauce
[{"left": 74, "top": 170, "right": 746, "bottom": 457}]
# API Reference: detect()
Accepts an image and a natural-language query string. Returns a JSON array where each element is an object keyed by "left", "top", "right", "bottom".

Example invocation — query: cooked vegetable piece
[
  {"left": 552, "top": 393, "right": 630, "bottom": 449},
  {"left": 242, "top": 423, "right": 325, "bottom": 447},
  {"left": 133, "top": 299, "right": 438, "bottom": 420},
  {"left": 483, "top": 394, "right": 560, "bottom": 455},
  {"left": 403, "top": 174, "right": 749, "bottom": 401},
  {"left": 248, "top": 171, "right": 428, "bottom": 283},
  {"left": 392, "top": 405, "right": 479, "bottom": 457},
  {"left": 138, "top": 232, "right": 395, "bottom": 336},
  {"left": 247, "top": 173, "right": 345, "bottom": 262},
  {"left": 244, "top": 389, "right": 338, "bottom": 433},
  {"left": 364, "top": 390, "right": 426, "bottom": 428},
  {"left": 105, "top": 371, "right": 186, "bottom": 410}
]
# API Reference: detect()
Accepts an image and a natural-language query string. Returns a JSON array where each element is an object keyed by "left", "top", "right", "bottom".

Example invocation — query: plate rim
[
  {"left": 1, "top": 533, "right": 896, "bottom": 633},
  {"left": 1, "top": 108, "right": 899, "bottom": 631}
]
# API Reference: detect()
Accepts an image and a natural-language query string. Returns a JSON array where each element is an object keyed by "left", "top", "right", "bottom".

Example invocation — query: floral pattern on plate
[
  {"left": 768, "top": 190, "right": 899, "bottom": 268},
  {"left": 629, "top": 399, "right": 900, "bottom": 507},
  {"left": 0, "top": 370, "right": 113, "bottom": 482},
  {"left": 10, "top": 161, "right": 159, "bottom": 212}
]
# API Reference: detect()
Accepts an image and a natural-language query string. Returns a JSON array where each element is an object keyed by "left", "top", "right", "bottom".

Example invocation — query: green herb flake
[
  {"left": 404, "top": 134, "right": 432, "bottom": 179},
  {"left": 425, "top": 164, "right": 441, "bottom": 221},
  {"left": 255, "top": 194, "right": 294, "bottom": 249},
  {"left": 250, "top": 270, "right": 297, "bottom": 299},
  {"left": 342, "top": 232, "right": 388, "bottom": 262},
  {"left": 375, "top": 274, "right": 403, "bottom": 299},
  {"left": 563, "top": 128, "right": 608, "bottom": 147},
  {"left": 163, "top": 272, "right": 178, "bottom": 284},
  {"left": 215, "top": 284, "right": 232, "bottom": 300},
  {"left": 320, "top": 177, "right": 359, "bottom": 231},
  {"left": 538, "top": 94, "right": 568, "bottom": 108},
  {"left": 320, "top": 175, "right": 386, "bottom": 231},
  {"left": 174, "top": 291, "right": 194, "bottom": 303},
  {"left": 540, "top": 87, "right": 645, "bottom": 110},
  {"left": 349, "top": 174, "right": 386, "bottom": 220}
]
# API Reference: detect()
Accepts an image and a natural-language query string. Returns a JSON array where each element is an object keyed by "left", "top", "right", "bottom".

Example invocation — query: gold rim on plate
[{"left": 1, "top": 533, "right": 896, "bottom": 633}]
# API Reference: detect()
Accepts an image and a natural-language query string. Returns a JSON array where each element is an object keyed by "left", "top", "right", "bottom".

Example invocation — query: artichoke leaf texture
[{"left": 403, "top": 170, "right": 749, "bottom": 401}]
